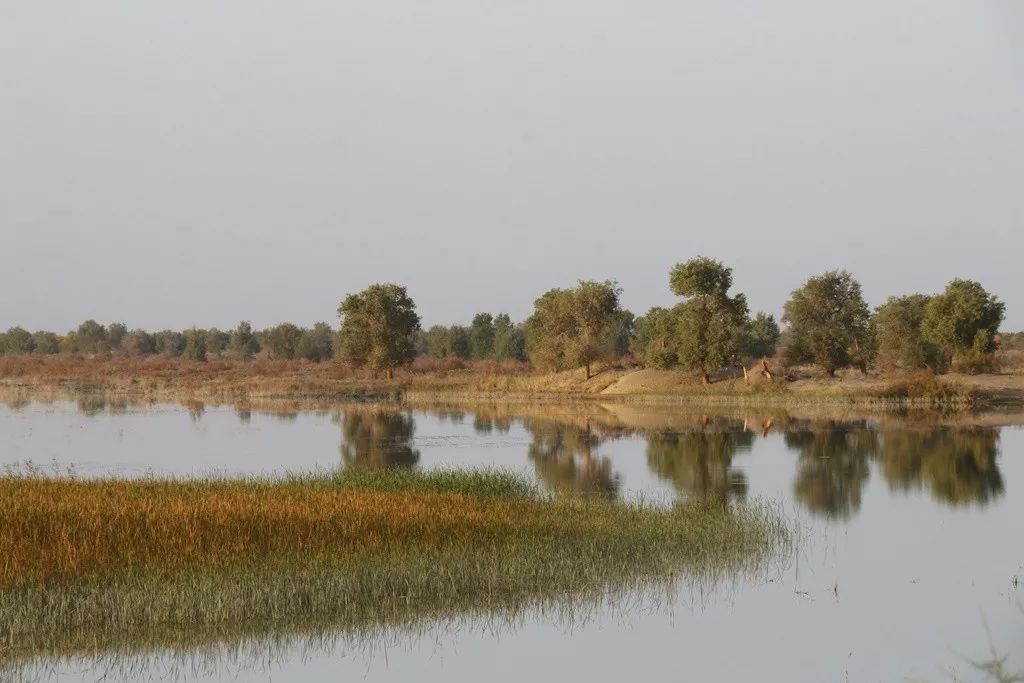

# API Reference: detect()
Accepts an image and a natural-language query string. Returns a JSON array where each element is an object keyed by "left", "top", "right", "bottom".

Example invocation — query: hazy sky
[{"left": 3, "top": 0, "right": 1022, "bottom": 332}]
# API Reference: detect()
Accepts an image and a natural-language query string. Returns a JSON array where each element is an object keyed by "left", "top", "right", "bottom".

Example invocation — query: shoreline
[{"left": 2, "top": 356, "right": 1023, "bottom": 409}]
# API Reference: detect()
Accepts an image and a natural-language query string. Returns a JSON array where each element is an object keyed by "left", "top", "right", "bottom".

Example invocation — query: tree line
[
  {"left": 0, "top": 320, "right": 333, "bottom": 362},
  {"left": 0, "top": 258, "right": 1008, "bottom": 379}
]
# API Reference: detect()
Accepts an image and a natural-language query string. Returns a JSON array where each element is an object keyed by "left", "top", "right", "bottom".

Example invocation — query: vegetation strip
[{"left": 0, "top": 468, "right": 790, "bottom": 669}]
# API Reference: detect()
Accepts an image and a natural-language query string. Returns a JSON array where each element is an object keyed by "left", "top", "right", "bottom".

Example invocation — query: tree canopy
[
  {"left": 921, "top": 279, "right": 1004, "bottom": 369},
  {"left": 525, "top": 280, "right": 626, "bottom": 378},
  {"left": 669, "top": 257, "right": 749, "bottom": 383},
  {"left": 874, "top": 294, "right": 942, "bottom": 371},
  {"left": 337, "top": 283, "right": 421, "bottom": 378},
  {"left": 782, "top": 270, "right": 874, "bottom": 376}
]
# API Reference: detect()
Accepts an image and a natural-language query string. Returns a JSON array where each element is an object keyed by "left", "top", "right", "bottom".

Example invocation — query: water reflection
[
  {"left": 0, "top": 392, "right": 1011, "bottom": 518},
  {"left": 522, "top": 419, "right": 622, "bottom": 497},
  {"left": 336, "top": 408, "right": 420, "bottom": 469},
  {"left": 875, "top": 426, "right": 1004, "bottom": 507},
  {"left": 783, "top": 421, "right": 877, "bottom": 520},
  {"left": 645, "top": 417, "right": 753, "bottom": 505}
]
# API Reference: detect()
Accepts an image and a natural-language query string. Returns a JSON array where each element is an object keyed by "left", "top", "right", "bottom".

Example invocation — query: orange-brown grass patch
[
  {"left": 0, "top": 476, "right": 579, "bottom": 587},
  {"left": 0, "top": 468, "right": 790, "bottom": 673}
]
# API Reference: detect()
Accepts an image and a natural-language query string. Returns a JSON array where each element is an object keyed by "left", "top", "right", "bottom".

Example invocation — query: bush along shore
[{"left": 0, "top": 467, "right": 791, "bottom": 674}]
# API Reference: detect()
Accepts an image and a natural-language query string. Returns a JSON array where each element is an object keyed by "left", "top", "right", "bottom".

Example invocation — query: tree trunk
[
  {"left": 742, "top": 364, "right": 750, "bottom": 384},
  {"left": 386, "top": 367, "right": 394, "bottom": 380},
  {"left": 585, "top": 363, "right": 591, "bottom": 380},
  {"left": 701, "top": 371, "right": 711, "bottom": 386},
  {"left": 761, "top": 358, "right": 774, "bottom": 380}
]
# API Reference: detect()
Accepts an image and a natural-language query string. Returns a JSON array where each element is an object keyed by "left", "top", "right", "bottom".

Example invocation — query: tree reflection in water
[
  {"left": 337, "top": 408, "right": 420, "bottom": 469},
  {"left": 784, "top": 421, "right": 877, "bottom": 520},
  {"left": 645, "top": 417, "right": 753, "bottom": 505},
  {"left": 876, "top": 426, "right": 1004, "bottom": 507},
  {"left": 522, "top": 419, "right": 622, "bottom": 498},
  {"left": 783, "top": 421, "right": 1006, "bottom": 519}
]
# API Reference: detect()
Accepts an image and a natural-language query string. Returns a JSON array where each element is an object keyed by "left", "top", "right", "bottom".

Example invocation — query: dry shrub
[
  {"left": 951, "top": 353, "right": 1000, "bottom": 375},
  {"left": 995, "top": 350, "right": 1024, "bottom": 373},
  {"left": 877, "top": 371, "right": 967, "bottom": 402}
]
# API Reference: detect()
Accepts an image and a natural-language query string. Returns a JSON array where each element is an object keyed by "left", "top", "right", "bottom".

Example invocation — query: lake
[{"left": 1, "top": 395, "right": 1021, "bottom": 682}]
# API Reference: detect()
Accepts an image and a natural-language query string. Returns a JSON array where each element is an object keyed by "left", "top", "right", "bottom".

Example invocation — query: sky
[{"left": 2, "top": 0, "right": 1022, "bottom": 332}]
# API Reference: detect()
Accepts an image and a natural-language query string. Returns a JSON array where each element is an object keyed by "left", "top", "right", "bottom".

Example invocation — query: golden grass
[{"left": 0, "top": 468, "right": 790, "bottom": 672}]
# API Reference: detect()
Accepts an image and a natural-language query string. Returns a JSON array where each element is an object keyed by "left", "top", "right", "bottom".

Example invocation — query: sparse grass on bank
[
  {"left": 2, "top": 354, "right": 1021, "bottom": 406},
  {"left": 0, "top": 468, "right": 790, "bottom": 672}
]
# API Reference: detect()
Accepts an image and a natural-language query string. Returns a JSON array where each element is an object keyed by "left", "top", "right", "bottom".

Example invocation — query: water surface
[{"left": 2, "top": 397, "right": 1021, "bottom": 682}]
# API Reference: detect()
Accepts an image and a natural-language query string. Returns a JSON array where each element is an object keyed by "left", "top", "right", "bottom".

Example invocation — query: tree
[
  {"left": 493, "top": 313, "right": 526, "bottom": 361},
  {"left": 739, "top": 312, "right": 781, "bottom": 360},
  {"left": 75, "top": 320, "right": 109, "bottom": 355},
  {"left": 155, "top": 330, "right": 186, "bottom": 357},
  {"left": 296, "top": 322, "right": 334, "bottom": 362},
  {"left": 423, "top": 325, "right": 470, "bottom": 359},
  {"left": 782, "top": 270, "right": 874, "bottom": 376},
  {"left": 266, "top": 323, "right": 303, "bottom": 359},
  {"left": 3, "top": 327, "right": 34, "bottom": 355},
  {"left": 921, "top": 279, "right": 1004, "bottom": 370},
  {"left": 182, "top": 328, "right": 208, "bottom": 362},
  {"left": 469, "top": 313, "right": 495, "bottom": 360},
  {"left": 31, "top": 330, "right": 60, "bottom": 355},
  {"left": 874, "top": 294, "right": 943, "bottom": 372},
  {"left": 632, "top": 307, "right": 679, "bottom": 369},
  {"left": 123, "top": 329, "right": 157, "bottom": 356},
  {"left": 228, "top": 321, "right": 261, "bottom": 361},
  {"left": 107, "top": 323, "right": 128, "bottom": 351},
  {"left": 525, "top": 280, "right": 624, "bottom": 379},
  {"left": 204, "top": 328, "right": 230, "bottom": 358},
  {"left": 337, "top": 283, "right": 421, "bottom": 379},
  {"left": 669, "top": 257, "right": 749, "bottom": 384}
]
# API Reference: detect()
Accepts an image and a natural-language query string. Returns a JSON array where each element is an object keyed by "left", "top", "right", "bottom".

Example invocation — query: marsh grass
[{"left": 0, "top": 468, "right": 791, "bottom": 675}]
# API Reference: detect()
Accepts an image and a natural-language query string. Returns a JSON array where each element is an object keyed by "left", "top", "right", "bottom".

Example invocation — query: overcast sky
[{"left": 2, "top": 0, "right": 1022, "bottom": 332}]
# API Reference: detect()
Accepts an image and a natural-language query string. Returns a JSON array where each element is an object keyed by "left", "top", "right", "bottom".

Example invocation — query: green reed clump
[
  {"left": 285, "top": 466, "right": 542, "bottom": 499},
  {"left": 0, "top": 468, "right": 791, "bottom": 673}
]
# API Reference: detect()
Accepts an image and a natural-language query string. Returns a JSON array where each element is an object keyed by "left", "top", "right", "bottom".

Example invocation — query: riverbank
[
  {"left": 0, "top": 468, "right": 788, "bottom": 672},
  {"left": 2, "top": 355, "right": 1023, "bottom": 407}
]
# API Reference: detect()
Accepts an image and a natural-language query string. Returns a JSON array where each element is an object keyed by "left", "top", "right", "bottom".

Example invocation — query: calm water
[{"left": 2, "top": 397, "right": 1022, "bottom": 682}]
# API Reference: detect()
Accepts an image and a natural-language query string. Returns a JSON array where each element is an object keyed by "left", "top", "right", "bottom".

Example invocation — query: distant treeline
[
  {"left": 0, "top": 258, "right": 1012, "bottom": 379},
  {"left": 0, "top": 321, "right": 333, "bottom": 363}
]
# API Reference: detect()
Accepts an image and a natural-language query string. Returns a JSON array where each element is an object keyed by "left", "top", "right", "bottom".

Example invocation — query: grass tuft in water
[{"left": 0, "top": 467, "right": 791, "bottom": 673}]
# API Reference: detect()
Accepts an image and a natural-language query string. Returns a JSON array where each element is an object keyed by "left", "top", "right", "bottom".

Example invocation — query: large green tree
[
  {"left": 874, "top": 294, "right": 942, "bottom": 372},
  {"left": 3, "top": 327, "right": 34, "bottom": 355},
  {"left": 182, "top": 328, "right": 208, "bottom": 362},
  {"left": 782, "top": 270, "right": 874, "bottom": 376},
  {"left": 31, "top": 330, "right": 60, "bottom": 355},
  {"left": 631, "top": 307, "right": 679, "bottom": 369},
  {"left": 669, "top": 257, "right": 748, "bottom": 384},
  {"left": 921, "top": 279, "right": 1004, "bottom": 370},
  {"left": 75, "top": 320, "right": 109, "bottom": 355},
  {"left": 228, "top": 321, "right": 261, "bottom": 361},
  {"left": 337, "top": 283, "right": 421, "bottom": 378},
  {"left": 493, "top": 313, "right": 526, "bottom": 361},
  {"left": 525, "top": 280, "right": 625, "bottom": 379},
  {"left": 296, "top": 322, "right": 335, "bottom": 362},
  {"left": 266, "top": 323, "right": 303, "bottom": 359},
  {"left": 469, "top": 313, "right": 495, "bottom": 360},
  {"left": 739, "top": 312, "right": 781, "bottom": 360}
]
